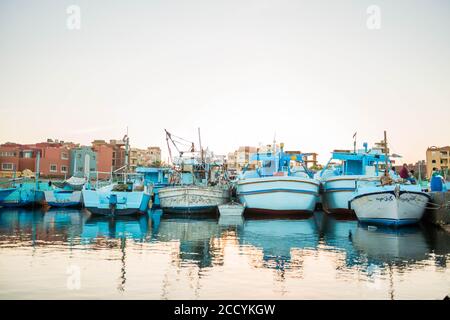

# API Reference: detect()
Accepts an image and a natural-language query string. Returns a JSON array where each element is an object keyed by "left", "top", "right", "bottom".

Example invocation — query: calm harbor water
[{"left": 0, "top": 208, "right": 449, "bottom": 299}]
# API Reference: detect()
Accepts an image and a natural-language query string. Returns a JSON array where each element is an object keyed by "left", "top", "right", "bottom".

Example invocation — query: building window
[
  {"left": 50, "top": 164, "right": 57, "bottom": 172},
  {"left": 2, "top": 163, "right": 14, "bottom": 170},
  {"left": 22, "top": 151, "right": 33, "bottom": 158},
  {"left": 61, "top": 165, "right": 67, "bottom": 173},
  {"left": 432, "top": 160, "right": 436, "bottom": 163},
  {"left": 77, "top": 167, "right": 83, "bottom": 172},
  {"left": 0, "top": 151, "right": 16, "bottom": 157},
  {"left": 61, "top": 153, "right": 69, "bottom": 160}
]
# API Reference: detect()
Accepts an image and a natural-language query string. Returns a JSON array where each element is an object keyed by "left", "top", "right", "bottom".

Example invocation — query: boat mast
[
  {"left": 198, "top": 127, "right": 203, "bottom": 163},
  {"left": 124, "top": 127, "right": 130, "bottom": 180},
  {"left": 35, "top": 150, "right": 40, "bottom": 191},
  {"left": 384, "top": 130, "right": 389, "bottom": 172}
]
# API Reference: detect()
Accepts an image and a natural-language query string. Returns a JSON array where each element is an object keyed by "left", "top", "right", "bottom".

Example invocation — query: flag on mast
[{"left": 353, "top": 132, "right": 357, "bottom": 139}]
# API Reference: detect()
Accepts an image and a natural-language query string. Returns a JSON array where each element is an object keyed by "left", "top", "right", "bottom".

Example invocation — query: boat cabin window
[
  {"left": 345, "top": 160, "right": 363, "bottom": 175},
  {"left": 261, "top": 160, "right": 276, "bottom": 176}
]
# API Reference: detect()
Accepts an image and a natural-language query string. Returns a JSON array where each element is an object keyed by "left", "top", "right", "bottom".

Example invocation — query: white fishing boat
[
  {"left": 218, "top": 202, "right": 245, "bottom": 216},
  {"left": 236, "top": 143, "right": 320, "bottom": 214},
  {"left": 349, "top": 132, "right": 430, "bottom": 227},
  {"left": 350, "top": 184, "right": 430, "bottom": 226},
  {"left": 158, "top": 129, "right": 230, "bottom": 214}
]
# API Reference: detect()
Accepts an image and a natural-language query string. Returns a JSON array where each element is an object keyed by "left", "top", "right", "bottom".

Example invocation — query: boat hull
[
  {"left": 0, "top": 186, "right": 46, "bottom": 207},
  {"left": 158, "top": 186, "right": 229, "bottom": 213},
  {"left": 44, "top": 190, "right": 82, "bottom": 208},
  {"left": 350, "top": 186, "right": 430, "bottom": 226},
  {"left": 321, "top": 176, "right": 378, "bottom": 214},
  {"left": 237, "top": 176, "right": 319, "bottom": 213},
  {"left": 218, "top": 203, "right": 245, "bottom": 216},
  {"left": 82, "top": 189, "right": 151, "bottom": 216}
]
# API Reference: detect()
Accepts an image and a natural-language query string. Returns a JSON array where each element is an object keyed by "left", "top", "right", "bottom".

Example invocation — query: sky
[{"left": 0, "top": 0, "right": 449, "bottom": 164}]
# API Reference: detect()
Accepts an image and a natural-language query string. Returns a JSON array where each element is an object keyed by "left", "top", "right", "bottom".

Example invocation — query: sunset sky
[{"left": 0, "top": 0, "right": 449, "bottom": 164}]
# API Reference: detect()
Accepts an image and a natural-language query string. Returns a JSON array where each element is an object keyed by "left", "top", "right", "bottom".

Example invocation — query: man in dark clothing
[{"left": 399, "top": 164, "right": 409, "bottom": 179}]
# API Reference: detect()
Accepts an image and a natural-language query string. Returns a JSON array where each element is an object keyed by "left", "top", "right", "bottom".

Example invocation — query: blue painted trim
[
  {"left": 237, "top": 188, "right": 318, "bottom": 196},
  {"left": 358, "top": 218, "right": 419, "bottom": 227},
  {"left": 47, "top": 202, "right": 81, "bottom": 208},
  {"left": 324, "top": 187, "right": 356, "bottom": 192}
]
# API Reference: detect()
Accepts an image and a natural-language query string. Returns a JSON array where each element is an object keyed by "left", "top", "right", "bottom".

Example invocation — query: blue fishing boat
[
  {"left": 135, "top": 167, "right": 172, "bottom": 208},
  {"left": 236, "top": 143, "right": 320, "bottom": 214},
  {"left": 82, "top": 181, "right": 151, "bottom": 216},
  {"left": 0, "top": 179, "right": 50, "bottom": 207},
  {"left": 0, "top": 151, "right": 50, "bottom": 208},
  {"left": 81, "top": 133, "right": 151, "bottom": 216},
  {"left": 319, "top": 142, "right": 389, "bottom": 214}
]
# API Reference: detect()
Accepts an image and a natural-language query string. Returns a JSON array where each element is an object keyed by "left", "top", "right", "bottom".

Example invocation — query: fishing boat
[
  {"left": 349, "top": 132, "right": 430, "bottom": 227},
  {"left": 319, "top": 141, "right": 390, "bottom": 214},
  {"left": 136, "top": 167, "right": 172, "bottom": 208},
  {"left": 158, "top": 129, "right": 230, "bottom": 214},
  {"left": 0, "top": 179, "right": 50, "bottom": 207},
  {"left": 0, "top": 153, "right": 50, "bottom": 207},
  {"left": 82, "top": 133, "right": 152, "bottom": 216},
  {"left": 350, "top": 184, "right": 430, "bottom": 226},
  {"left": 236, "top": 143, "right": 320, "bottom": 214}
]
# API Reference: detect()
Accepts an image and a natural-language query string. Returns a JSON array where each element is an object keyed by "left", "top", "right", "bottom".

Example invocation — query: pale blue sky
[{"left": 0, "top": 0, "right": 449, "bottom": 163}]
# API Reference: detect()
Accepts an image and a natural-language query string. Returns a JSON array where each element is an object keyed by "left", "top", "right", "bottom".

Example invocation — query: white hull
[
  {"left": 237, "top": 176, "right": 319, "bottom": 212},
  {"left": 218, "top": 203, "right": 245, "bottom": 216},
  {"left": 44, "top": 190, "right": 82, "bottom": 207},
  {"left": 158, "top": 186, "right": 230, "bottom": 213},
  {"left": 350, "top": 185, "right": 430, "bottom": 226}
]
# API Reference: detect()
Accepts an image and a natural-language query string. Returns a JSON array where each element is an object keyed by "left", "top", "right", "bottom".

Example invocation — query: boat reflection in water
[
  {"left": 0, "top": 208, "right": 448, "bottom": 299},
  {"left": 81, "top": 213, "right": 151, "bottom": 241},
  {"left": 316, "top": 211, "right": 449, "bottom": 270},
  {"left": 152, "top": 212, "right": 222, "bottom": 268},
  {"left": 239, "top": 215, "right": 319, "bottom": 272}
]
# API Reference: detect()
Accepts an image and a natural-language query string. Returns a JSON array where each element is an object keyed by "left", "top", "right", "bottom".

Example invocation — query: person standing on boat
[{"left": 399, "top": 163, "right": 409, "bottom": 180}]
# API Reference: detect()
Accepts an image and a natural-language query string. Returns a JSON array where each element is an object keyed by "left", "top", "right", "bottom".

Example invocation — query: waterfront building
[
  {"left": 227, "top": 146, "right": 258, "bottom": 171},
  {"left": 70, "top": 146, "right": 97, "bottom": 178},
  {"left": 91, "top": 140, "right": 114, "bottom": 179},
  {"left": 0, "top": 140, "right": 75, "bottom": 178},
  {"left": 129, "top": 147, "right": 162, "bottom": 171},
  {"left": 91, "top": 139, "right": 128, "bottom": 179},
  {"left": 426, "top": 146, "right": 450, "bottom": 178}
]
